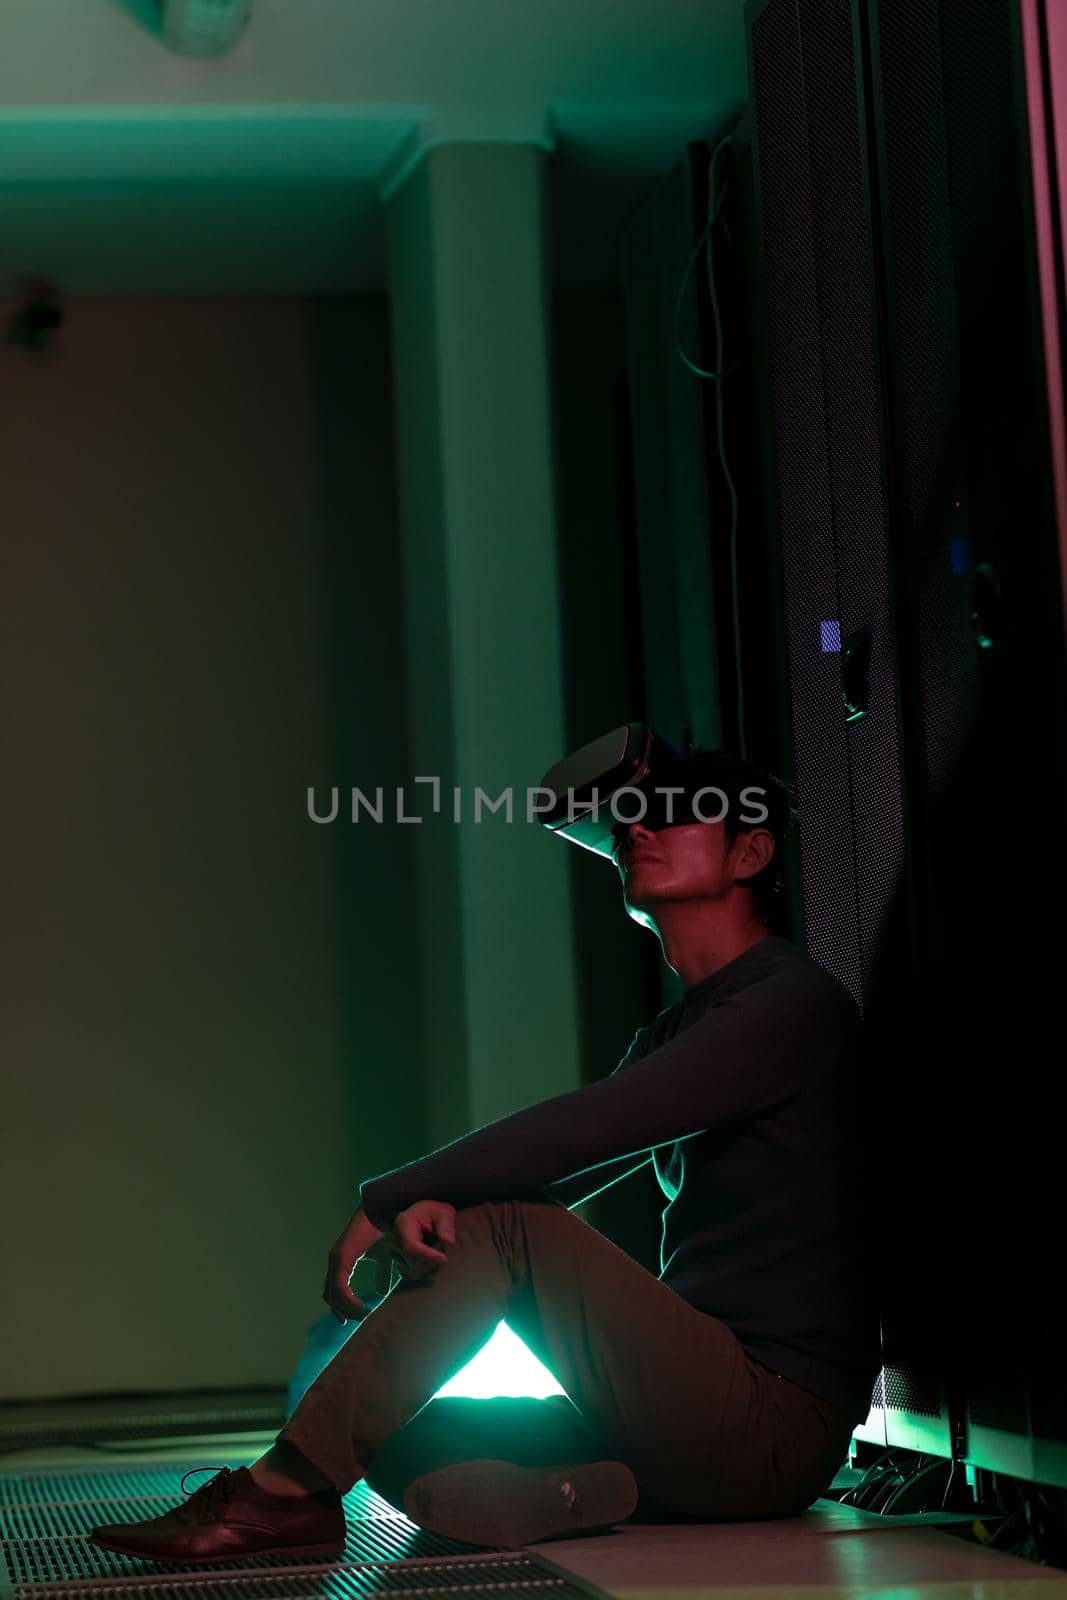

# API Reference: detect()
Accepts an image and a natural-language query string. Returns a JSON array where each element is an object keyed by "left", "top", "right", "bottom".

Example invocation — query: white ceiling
[{"left": 0, "top": 0, "right": 749, "bottom": 293}]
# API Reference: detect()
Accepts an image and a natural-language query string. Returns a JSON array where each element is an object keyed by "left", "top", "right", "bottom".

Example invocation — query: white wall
[{"left": 0, "top": 295, "right": 420, "bottom": 1398}]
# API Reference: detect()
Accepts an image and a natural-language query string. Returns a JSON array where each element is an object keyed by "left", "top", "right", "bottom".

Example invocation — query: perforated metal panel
[
  {"left": 747, "top": 0, "right": 906, "bottom": 1015},
  {"left": 0, "top": 1464, "right": 606, "bottom": 1600},
  {"left": 871, "top": 0, "right": 974, "bottom": 815},
  {"left": 746, "top": 0, "right": 927, "bottom": 1458}
]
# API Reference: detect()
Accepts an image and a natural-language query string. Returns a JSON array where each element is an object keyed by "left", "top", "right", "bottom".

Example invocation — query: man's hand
[
  {"left": 323, "top": 1205, "right": 388, "bottom": 1324},
  {"left": 389, "top": 1199, "right": 457, "bottom": 1280}
]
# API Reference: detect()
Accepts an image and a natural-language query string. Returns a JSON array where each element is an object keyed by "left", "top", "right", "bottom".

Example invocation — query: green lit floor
[{"left": 0, "top": 1404, "right": 1064, "bottom": 1600}]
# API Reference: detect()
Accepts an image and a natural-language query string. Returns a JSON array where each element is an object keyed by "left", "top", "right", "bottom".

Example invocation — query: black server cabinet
[{"left": 746, "top": 0, "right": 1067, "bottom": 1482}]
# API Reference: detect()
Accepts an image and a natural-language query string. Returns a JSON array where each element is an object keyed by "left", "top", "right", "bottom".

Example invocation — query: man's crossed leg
[{"left": 88, "top": 1196, "right": 848, "bottom": 1560}]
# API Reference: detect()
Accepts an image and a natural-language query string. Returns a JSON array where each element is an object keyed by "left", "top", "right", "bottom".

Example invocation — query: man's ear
[{"left": 733, "top": 827, "right": 776, "bottom": 884}]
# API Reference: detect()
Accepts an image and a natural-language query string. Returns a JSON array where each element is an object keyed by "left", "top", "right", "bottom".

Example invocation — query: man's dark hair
[{"left": 684, "top": 744, "right": 800, "bottom": 925}]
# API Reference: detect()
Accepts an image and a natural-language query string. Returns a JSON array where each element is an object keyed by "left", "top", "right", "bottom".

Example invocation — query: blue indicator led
[
  {"left": 950, "top": 536, "right": 971, "bottom": 575},
  {"left": 820, "top": 619, "right": 842, "bottom": 653}
]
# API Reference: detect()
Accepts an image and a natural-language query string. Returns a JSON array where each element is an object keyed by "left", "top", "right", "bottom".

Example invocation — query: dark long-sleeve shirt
[{"left": 359, "top": 934, "right": 881, "bottom": 1425}]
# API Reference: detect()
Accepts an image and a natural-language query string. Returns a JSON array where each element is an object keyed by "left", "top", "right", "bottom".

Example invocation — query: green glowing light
[
  {"left": 287, "top": 1313, "right": 567, "bottom": 1422},
  {"left": 432, "top": 1321, "right": 565, "bottom": 1400}
]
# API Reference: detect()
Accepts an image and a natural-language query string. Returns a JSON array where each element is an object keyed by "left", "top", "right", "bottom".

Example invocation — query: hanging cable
[{"left": 673, "top": 131, "right": 745, "bottom": 756}]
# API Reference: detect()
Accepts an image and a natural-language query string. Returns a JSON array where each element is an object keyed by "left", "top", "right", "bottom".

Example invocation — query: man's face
[{"left": 612, "top": 817, "right": 768, "bottom": 930}]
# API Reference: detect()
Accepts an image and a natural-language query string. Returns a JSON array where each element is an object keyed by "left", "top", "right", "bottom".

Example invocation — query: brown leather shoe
[{"left": 87, "top": 1465, "right": 346, "bottom": 1565}]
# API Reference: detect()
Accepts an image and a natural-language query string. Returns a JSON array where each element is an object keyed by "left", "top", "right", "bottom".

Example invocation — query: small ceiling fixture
[{"left": 160, "top": 0, "right": 254, "bottom": 58}]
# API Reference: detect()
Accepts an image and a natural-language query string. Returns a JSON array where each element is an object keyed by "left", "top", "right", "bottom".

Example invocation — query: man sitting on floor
[{"left": 88, "top": 741, "right": 879, "bottom": 1561}]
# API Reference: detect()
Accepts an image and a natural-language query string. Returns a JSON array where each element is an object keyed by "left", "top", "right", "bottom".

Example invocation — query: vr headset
[{"left": 538, "top": 722, "right": 731, "bottom": 860}]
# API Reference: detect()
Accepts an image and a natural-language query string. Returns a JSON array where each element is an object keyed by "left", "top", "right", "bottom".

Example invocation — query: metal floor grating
[{"left": 0, "top": 1462, "right": 607, "bottom": 1600}]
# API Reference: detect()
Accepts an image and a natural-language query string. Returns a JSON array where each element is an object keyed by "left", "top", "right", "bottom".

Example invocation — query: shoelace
[{"left": 179, "top": 1466, "right": 240, "bottom": 1522}]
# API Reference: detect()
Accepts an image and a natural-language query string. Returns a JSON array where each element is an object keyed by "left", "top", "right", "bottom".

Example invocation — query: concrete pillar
[{"left": 385, "top": 140, "right": 582, "bottom": 1146}]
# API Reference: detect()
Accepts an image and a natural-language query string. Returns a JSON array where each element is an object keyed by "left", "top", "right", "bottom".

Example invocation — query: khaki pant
[{"left": 278, "top": 1194, "right": 856, "bottom": 1523}]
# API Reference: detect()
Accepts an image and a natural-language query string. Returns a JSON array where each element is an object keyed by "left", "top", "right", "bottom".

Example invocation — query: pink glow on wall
[{"left": 1020, "top": 0, "right": 1067, "bottom": 645}]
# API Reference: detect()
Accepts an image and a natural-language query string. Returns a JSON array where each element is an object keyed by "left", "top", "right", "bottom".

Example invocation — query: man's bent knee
[{"left": 452, "top": 1193, "right": 571, "bottom": 1226}]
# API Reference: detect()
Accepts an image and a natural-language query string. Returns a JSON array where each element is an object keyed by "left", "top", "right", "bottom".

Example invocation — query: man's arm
[
  {"left": 539, "top": 1149, "right": 656, "bottom": 1211},
  {"left": 537, "top": 1024, "right": 653, "bottom": 1209},
  {"left": 362, "top": 1027, "right": 655, "bottom": 1224},
  {"left": 359, "top": 962, "right": 849, "bottom": 1231}
]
